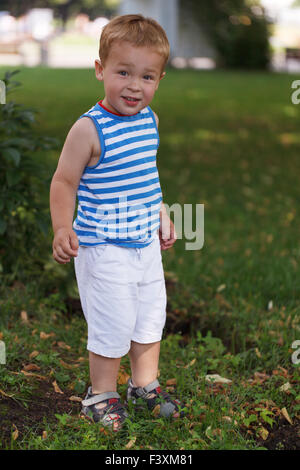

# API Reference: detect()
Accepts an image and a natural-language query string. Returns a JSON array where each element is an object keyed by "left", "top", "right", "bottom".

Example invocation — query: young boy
[{"left": 50, "top": 14, "right": 184, "bottom": 432}]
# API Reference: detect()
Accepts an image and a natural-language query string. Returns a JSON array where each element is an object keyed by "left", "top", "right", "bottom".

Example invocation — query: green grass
[{"left": 0, "top": 66, "right": 299, "bottom": 450}]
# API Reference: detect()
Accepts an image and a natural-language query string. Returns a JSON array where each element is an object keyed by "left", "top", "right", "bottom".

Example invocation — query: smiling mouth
[{"left": 122, "top": 96, "right": 140, "bottom": 102}]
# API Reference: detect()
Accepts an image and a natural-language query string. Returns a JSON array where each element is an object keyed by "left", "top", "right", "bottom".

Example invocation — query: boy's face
[{"left": 95, "top": 41, "right": 165, "bottom": 115}]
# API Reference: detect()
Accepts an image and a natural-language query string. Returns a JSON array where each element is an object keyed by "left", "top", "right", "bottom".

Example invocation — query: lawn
[{"left": 0, "top": 66, "right": 299, "bottom": 450}]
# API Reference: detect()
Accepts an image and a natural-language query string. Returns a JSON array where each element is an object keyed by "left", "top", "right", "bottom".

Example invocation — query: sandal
[
  {"left": 126, "top": 378, "right": 185, "bottom": 418},
  {"left": 81, "top": 387, "right": 128, "bottom": 432}
]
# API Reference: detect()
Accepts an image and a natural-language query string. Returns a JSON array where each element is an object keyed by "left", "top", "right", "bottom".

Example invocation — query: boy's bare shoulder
[
  {"left": 66, "top": 116, "right": 100, "bottom": 167},
  {"left": 152, "top": 110, "right": 159, "bottom": 128}
]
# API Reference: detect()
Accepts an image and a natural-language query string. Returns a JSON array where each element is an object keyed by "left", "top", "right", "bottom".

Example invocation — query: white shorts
[{"left": 74, "top": 237, "right": 167, "bottom": 358}]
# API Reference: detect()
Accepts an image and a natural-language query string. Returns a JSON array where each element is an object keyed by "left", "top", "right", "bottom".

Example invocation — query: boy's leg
[
  {"left": 89, "top": 351, "right": 121, "bottom": 409},
  {"left": 128, "top": 340, "right": 160, "bottom": 387},
  {"left": 127, "top": 340, "right": 184, "bottom": 418}
]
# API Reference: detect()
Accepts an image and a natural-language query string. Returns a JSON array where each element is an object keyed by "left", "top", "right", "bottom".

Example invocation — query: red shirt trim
[{"left": 98, "top": 100, "right": 139, "bottom": 116}]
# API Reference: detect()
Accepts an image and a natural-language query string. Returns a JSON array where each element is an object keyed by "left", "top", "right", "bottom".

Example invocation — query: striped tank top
[{"left": 73, "top": 101, "right": 163, "bottom": 247}]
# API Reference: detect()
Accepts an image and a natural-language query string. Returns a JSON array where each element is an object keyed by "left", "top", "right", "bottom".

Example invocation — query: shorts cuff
[
  {"left": 131, "top": 333, "right": 163, "bottom": 344},
  {"left": 87, "top": 343, "right": 130, "bottom": 358}
]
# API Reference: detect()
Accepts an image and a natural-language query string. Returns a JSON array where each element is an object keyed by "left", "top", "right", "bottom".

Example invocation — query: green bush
[{"left": 0, "top": 70, "right": 58, "bottom": 282}]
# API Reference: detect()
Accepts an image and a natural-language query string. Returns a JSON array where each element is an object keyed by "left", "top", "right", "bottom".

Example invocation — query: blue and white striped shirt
[{"left": 73, "top": 101, "right": 163, "bottom": 247}]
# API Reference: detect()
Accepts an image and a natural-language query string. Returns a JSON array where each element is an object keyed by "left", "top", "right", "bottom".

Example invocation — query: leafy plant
[{"left": 0, "top": 70, "right": 58, "bottom": 281}]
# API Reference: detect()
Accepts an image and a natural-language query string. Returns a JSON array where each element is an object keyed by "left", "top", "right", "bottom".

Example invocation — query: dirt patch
[
  {"left": 256, "top": 417, "right": 300, "bottom": 450},
  {"left": 0, "top": 380, "right": 81, "bottom": 449}
]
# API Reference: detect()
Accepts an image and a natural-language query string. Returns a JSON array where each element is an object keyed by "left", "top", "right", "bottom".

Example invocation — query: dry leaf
[
  {"left": 42, "top": 431, "right": 47, "bottom": 440},
  {"left": 40, "top": 331, "right": 55, "bottom": 340},
  {"left": 216, "top": 284, "right": 226, "bottom": 292},
  {"left": 205, "top": 374, "right": 232, "bottom": 384},
  {"left": 255, "top": 348, "right": 262, "bottom": 358},
  {"left": 52, "top": 380, "right": 64, "bottom": 394},
  {"left": 184, "top": 358, "right": 196, "bottom": 368},
  {"left": 29, "top": 350, "right": 39, "bottom": 359},
  {"left": 23, "top": 363, "right": 41, "bottom": 372},
  {"left": 21, "top": 370, "right": 47, "bottom": 380},
  {"left": 0, "top": 389, "right": 14, "bottom": 398},
  {"left": 117, "top": 366, "right": 130, "bottom": 385},
  {"left": 258, "top": 427, "right": 269, "bottom": 441},
  {"left": 152, "top": 404, "right": 161, "bottom": 417},
  {"left": 59, "top": 359, "right": 78, "bottom": 370},
  {"left": 57, "top": 341, "right": 71, "bottom": 350},
  {"left": 166, "top": 378, "right": 177, "bottom": 386},
  {"left": 69, "top": 396, "right": 82, "bottom": 402},
  {"left": 125, "top": 436, "right": 137, "bottom": 449},
  {"left": 20, "top": 311, "right": 28, "bottom": 323},
  {"left": 12, "top": 424, "right": 19, "bottom": 441},
  {"left": 222, "top": 416, "right": 232, "bottom": 423},
  {"left": 281, "top": 407, "right": 293, "bottom": 425},
  {"left": 0, "top": 332, "right": 3, "bottom": 340},
  {"left": 279, "top": 382, "right": 292, "bottom": 393}
]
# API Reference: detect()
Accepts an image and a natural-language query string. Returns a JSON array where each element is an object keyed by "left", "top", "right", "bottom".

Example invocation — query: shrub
[{"left": 0, "top": 70, "right": 58, "bottom": 282}]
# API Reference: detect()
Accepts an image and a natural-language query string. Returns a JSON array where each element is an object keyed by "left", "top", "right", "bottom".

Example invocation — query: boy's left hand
[{"left": 159, "top": 208, "right": 177, "bottom": 250}]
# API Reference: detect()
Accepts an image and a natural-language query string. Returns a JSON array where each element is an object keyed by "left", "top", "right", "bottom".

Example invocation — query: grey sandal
[
  {"left": 81, "top": 387, "right": 128, "bottom": 431},
  {"left": 126, "top": 378, "right": 185, "bottom": 418}
]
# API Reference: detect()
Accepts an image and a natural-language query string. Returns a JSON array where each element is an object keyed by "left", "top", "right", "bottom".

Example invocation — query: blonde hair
[{"left": 100, "top": 14, "right": 170, "bottom": 70}]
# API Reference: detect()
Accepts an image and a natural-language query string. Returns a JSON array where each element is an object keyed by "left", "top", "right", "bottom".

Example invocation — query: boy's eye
[
  {"left": 144, "top": 75, "right": 153, "bottom": 80},
  {"left": 119, "top": 71, "right": 128, "bottom": 76}
]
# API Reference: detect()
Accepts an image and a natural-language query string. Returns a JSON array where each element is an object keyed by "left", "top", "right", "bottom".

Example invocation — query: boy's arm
[
  {"left": 50, "top": 117, "right": 97, "bottom": 264},
  {"left": 153, "top": 111, "right": 177, "bottom": 250}
]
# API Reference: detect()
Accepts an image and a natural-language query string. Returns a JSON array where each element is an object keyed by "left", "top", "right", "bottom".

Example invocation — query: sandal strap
[
  {"left": 82, "top": 390, "right": 120, "bottom": 407},
  {"left": 133, "top": 379, "right": 160, "bottom": 397}
]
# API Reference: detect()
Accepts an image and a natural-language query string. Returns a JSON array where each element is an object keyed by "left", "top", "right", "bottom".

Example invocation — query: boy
[{"left": 50, "top": 14, "right": 184, "bottom": 432}]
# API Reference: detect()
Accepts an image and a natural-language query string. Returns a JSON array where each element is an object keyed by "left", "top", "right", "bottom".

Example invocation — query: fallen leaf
[
  {"left": 42, "top": 431, "right": 47, "bottom": 440},
  {"left": 69, "top": 396, "right": 82, "bottom": 402},
  {"left": 20, "top": 311, "right": 28, "bottom": 323},
  {"left": 279, "top": 382, "right": 292, "bottom": 393},
  {"left": 0, "top": 389, "right": 14, "bottom": 398},
  {"left": 255, "top": 348, "right": 262, "bottom": 358},
  {"left": 281, "top": 407, "right": 293, "bottom": 425},
  {"left": 117, "top": 366, "right": 130, "bottom": 385},
  {"left": 57, "top": 341, "right": 71, "bottom": 350},
  {"left": 205, "top": 374, "right": 232, "bottom": 384},
  {"left": 222, "top": 416, "right": 232, "bottom": 423},
  {"left": 184, "top": 358, "right": 196, "bottom": 368},
  {"left": 23, "top": 363, "right": 41, "bottom": 372},
  {"left": 125, "top": 436, "right": 137, "bottom": 449},
  {"left": 216, "top": 284, "right": 226, "bottom": 292},
  {"left": 29, "top": 350, "right": 39, "bottom": 359},
  {"left": 52, "top": 380, "right": 64, "bottom": 394},
  {"left": 21, "top": 370, "right": 47, "bottom": 380},
  {"left": 152, "top": 404, "right": 161, "bottom": 417},
  {"left": 166, "top": 378, "right": 177, "bottom": 386},
  {"left": 0, "top": 332, "right": 3, "bottom": 340},
  {"left": 59, "top": 359, "right": 78, "bottom": 370},
  {"left": 40, "top": 331, "right": 55, "bottom": 340},
  {"left": 258, "top": 427, "right": 269, "bottom": 441},
  {"left": 12, "top": 424, "right": 19, "bottom": 441}
]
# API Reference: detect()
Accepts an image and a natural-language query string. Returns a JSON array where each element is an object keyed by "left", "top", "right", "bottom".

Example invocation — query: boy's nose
[{"left": 128, "top": 79, "right": 140, "bottom": 91}]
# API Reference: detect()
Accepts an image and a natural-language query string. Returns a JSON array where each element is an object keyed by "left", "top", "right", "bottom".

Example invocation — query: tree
[
  {"left": 184, "top": 0, "right": 272, "bottom": 69},
  {"left": 0, "top": 0, "right": 120, "bottom": 24}
]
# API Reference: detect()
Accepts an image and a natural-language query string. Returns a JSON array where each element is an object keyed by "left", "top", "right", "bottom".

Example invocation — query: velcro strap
[
  {"left": 82, "top": 391, "right": 120, "bottom": 407},
  {"left": 143, "top": 379, "right": 160, "bottom": 394}
]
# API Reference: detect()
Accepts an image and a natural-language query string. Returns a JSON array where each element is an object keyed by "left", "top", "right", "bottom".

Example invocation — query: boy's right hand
[{"left": 52, "top": 228, "right": 79, "bottom": 264}]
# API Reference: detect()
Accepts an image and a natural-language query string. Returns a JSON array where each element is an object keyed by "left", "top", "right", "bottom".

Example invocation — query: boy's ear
[
  {"left": 95, "top": 59, "right": 104, "bottom": 81},
  {"left": 155, "top": 71, "right": 166, "bottom": 90}
]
